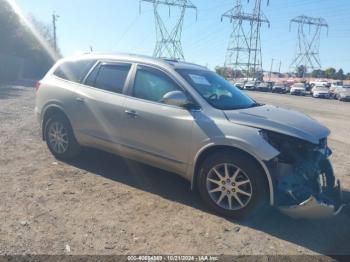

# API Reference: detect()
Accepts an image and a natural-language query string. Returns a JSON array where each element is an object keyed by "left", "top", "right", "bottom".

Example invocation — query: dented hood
[{"left": 224, "top": 105, "right": 330, "bottom": 144}]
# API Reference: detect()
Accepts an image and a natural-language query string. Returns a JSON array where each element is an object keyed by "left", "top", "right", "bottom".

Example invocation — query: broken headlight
[{"left": 259, "top": 130, "right": 320, "bottom": 164}]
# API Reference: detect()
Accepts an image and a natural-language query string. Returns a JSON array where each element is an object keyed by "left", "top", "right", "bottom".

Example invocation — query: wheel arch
[
  {"left": 191, "top": 144, "right": 275, "bottom": 206},
  {"left": 41, "top": 104, "right": 70, "bottom": 141}
]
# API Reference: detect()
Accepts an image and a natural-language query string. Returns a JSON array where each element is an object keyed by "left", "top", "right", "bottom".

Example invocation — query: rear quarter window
[
  {"left": 85, "top": 63, "right": 132, "bottom": 94},
  {"left": 53, "top": 59, "right": 96, "bottom": 83}
]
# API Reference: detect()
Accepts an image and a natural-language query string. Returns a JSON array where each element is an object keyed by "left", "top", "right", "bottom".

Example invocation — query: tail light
[{"left": 35, "top": 81, "right": 41, "bottom": 91}]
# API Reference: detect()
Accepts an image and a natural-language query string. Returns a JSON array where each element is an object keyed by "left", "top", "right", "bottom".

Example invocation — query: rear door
[
  {"left": 71, "top": 61, "right": 133, "bottom": 151},
  {"left": 120, "top": 65, "right": 195, "bottom": 175},
  {"left": 48, "top": 58, "right": 97, "bottom": 136}
]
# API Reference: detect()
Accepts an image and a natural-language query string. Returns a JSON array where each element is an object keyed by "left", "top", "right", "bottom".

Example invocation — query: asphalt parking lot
[{"left": 0, "top": 86, "right": 349, "bottom": 256}]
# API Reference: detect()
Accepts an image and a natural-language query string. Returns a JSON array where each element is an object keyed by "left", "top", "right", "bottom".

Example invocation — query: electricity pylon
[
  {"left": 52, "top": 12, "right": 59, "bottom": 52},
  {"left": 289, "top": 15, "right": 328, "bottom": 76},
  {"left": 222, "top": 0, "right": 269, "bottom": 79},
  {"left": 140, "top": 0, "right": 197, "bottom": 60}
]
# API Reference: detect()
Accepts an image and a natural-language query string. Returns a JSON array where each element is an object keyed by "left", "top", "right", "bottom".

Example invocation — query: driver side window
[{"left": 133, "top": 66, "right": 180, "bottom": 103}]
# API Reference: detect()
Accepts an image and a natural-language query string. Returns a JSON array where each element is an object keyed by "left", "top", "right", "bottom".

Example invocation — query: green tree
[
  {"left": 335, "top": 69, "right": 345, "bottom": 80},
  {"left": 324, "top": 68, "right": 336, "bottom": 79},
  {"left": 311, "top": 69, "right": 325, "bottom": 78},
  {"left": 0, "top": 0, "right": 58, "bottom": 82},
  {"left": 215, "top": 66, "right": 226, "bottom": 77}
]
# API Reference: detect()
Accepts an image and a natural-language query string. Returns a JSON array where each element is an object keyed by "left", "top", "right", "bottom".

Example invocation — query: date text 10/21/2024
[{"left": 127, "top": 255, "right": 219, "bottom": 261}]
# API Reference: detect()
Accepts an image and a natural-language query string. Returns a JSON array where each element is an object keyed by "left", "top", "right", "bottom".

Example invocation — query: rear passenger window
[
  {"left": 87, "top": 64, "right": 131, "bottom": 94},
  {"left": 53, "top": 60, "right": 96, "bottom": 83}
]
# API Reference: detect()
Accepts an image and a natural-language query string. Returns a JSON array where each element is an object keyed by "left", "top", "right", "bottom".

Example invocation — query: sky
[{"left": 14, "top": 0, "right": 350, "bottom": 73}]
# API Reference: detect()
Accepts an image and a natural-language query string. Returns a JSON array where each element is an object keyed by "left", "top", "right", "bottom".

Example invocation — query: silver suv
[{"left": 35, "top": 54, "right": 344, "bottom": 219}]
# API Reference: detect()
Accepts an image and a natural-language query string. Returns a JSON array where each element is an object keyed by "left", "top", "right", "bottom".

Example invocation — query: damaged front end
[{"left": 262, "top": 131, "right": 345, "bottom": 219}]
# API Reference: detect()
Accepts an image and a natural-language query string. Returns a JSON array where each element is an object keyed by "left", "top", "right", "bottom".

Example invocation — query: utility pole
[
  {"left": 289, "top": 15, "right": 328, "bottom": 75},
  {"left": 269, "top": 58, "right": 274, "bottom": 81},
  {"left": 52, "top": 12, "right": 59, "bottom": 52},
  {"left": 222, "top": 0, "right": 270, "bottom": 80},
  {"left": 278, "top": 60, "right": 282, "bottom": 76},
  {"left": 140, "top": 0, "right": 197, "bottom": 60}
]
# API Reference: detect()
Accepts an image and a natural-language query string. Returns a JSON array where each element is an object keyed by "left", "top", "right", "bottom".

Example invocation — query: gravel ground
[{"left": 0, "top": 86, "right": 349, "bottom": 256}]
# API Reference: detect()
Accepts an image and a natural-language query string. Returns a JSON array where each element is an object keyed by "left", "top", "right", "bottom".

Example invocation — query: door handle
[
  {"left": 125, "top": 109, "right": 138, "bottom": 118},
  {"left": 76, "top": 97, "right": 85, "bottom": 103}
]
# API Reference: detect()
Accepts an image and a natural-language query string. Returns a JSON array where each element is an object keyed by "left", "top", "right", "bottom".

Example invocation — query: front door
[{"left": 120, "top": 65, "right": 194, "bottom": 175}]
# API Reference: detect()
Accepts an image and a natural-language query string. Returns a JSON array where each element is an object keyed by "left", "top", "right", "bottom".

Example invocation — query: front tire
[
  {"left": 197, "top": 152, "right": 268, "bottom": 219},
  {"left": 44, "top": 114, "right": 81, "bottom": 160}
]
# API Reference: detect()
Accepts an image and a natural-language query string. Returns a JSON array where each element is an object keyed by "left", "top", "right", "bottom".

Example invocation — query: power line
[
  {"left": 222, "top": 0, "right": 270, "bottom": 79},
  {"left": 269, "top": 58, "right": 274, "bottom": 80},
  {"left": 289, "top": 15, "right": 329, "bottom": 76},
  {"left": 52, "top": 11, "right": 59, "bottom": 52},
  {"left": 140, "top": 0, "right": 197, "bottom": 60}
]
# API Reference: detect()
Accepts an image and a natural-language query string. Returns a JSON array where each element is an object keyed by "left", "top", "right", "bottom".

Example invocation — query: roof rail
[{"left": 161, "top": 58, "right": 180, "bottom": 63}]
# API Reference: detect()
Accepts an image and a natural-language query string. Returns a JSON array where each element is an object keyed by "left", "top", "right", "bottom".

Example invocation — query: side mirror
[{"left": 161, "top": 91, "right": 192, "bottom": 108}]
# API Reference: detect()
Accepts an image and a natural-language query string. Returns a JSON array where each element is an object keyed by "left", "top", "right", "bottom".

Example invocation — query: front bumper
[
  {"left": 266, "top": 142, "right": 347, "bottom": 219},
  {"left": 340, "top": 96, "right": 350, "bottom": 101},
  {"left": 278, "top": 180, "right": 345, "bottom": 219},
  {"left": 273, "top": 88, "right": 285, "bottom": 93},
  {"left": 291, "top": 90, "right": 305, "bottom": 95},
  {"left": 314, "top": 93, "right": 330, "bottom": 98}
]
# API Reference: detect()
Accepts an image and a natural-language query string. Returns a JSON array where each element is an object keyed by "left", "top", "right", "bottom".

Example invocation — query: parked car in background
[
  {"left": 334, "top": 85, "right": 350, "bottom": 101},
  {"left": 311, "top": 85, "right": 326, "bottom": 95},
  {"left": 272, "top": 83, "right": 289, "bottom": 94},
  {"left": 332, "top": 85, "right": 350, "bottom": 99},
  {"left": 266, "top": 81, "right": 274, "bottom": 89},
  {"left": 35, "top": 53, "right": 344, "bottom": 219},
  {"left": 312, "top": 86, "right": 330, "bottom": 99},
  {"left": 310, "top": 80, "right": 329, "bottom": 88},
  {"left": 305, "top": 83, "right": 312, "bottom": 92},
  {"left": 257, "top": 82, "right": 272, "bottom": 92},
  {"left": 290, "top": 83, "right": 306, "bottom": 96},
  {"left": 244, "top": 81, "right": 258, "bottom": 91},
  {"left": 330, "top": 80, "right": 343, "bottom": 89},
  {"left": 329, "top": 85, "right": 339, "bottom": 98},
  {"left": 234, "top": 81, "right": 245, "bottom": 90}
]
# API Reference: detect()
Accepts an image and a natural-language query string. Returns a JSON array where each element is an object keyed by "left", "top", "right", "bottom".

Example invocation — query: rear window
[
  {"left": 89, "top": 64, "right": 131, "bottom": 94},
  {"left": 53, "top": 59, "right": 96, "bottom": 83}
]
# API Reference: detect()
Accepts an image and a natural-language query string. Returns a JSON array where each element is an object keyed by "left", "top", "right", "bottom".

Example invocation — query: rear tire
[
  {"left": 44, "top": 113, "right": 81, "bottom": 160},
  {"left": 197, "top": 151, "right": 268, "bottom": 219}
]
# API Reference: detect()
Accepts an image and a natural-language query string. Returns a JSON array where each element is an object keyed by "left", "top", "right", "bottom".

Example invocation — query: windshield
[
  {"left": 176, "top": 69, "right": 258, "bottom": 110},
  {"left": 293, "top": 83, "right": 305, "bottom": 88}
]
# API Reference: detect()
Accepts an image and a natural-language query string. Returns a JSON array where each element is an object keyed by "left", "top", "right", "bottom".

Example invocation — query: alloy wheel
[
  {"left": 206, "top": 163, "right": 253, "bottom": 210},
  {"left": 48, "top": 121, "right": 69, "bottom": 154}
]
